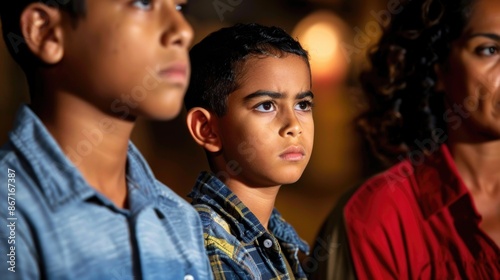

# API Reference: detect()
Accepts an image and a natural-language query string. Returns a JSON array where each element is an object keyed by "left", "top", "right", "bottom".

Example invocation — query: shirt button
[
  {"left": 184, "top": 275, "right": 194, "bottom": 280},
  {"left": 263, "top": 239, "right": 273, "bottom": 248}
]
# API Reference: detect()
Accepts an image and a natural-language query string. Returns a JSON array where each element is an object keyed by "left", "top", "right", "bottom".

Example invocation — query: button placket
[{"left": 263, "top": 238, "right": 273, "bottom": 249}]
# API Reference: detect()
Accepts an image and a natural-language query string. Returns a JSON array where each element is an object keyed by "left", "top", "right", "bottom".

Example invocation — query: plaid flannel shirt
[{"left": 188, "top": 172, "right": 310, "bottom": 280}]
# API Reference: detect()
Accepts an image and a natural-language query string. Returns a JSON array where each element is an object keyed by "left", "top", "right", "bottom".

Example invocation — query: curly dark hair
[
  {"left": 185, "top": 23, "right": 310, "bottom": 116},
  {"left": 358, "top": 0, "right": 476, "bottom": 165},
  {"left": 0, "top": 1, "right": 86, "bottom": 77}
]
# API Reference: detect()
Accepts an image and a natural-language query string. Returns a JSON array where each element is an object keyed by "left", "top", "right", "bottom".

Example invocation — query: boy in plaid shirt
[{"left": 185, "top": 23, "right": 314, "bottom": 279}]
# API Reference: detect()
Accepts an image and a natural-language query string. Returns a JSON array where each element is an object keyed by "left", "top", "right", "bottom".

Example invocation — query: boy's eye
[
  {"left": 476, "top": 45, "right": 498, "bottom": 57},
  {"left": 295, "top": 101, "right": 313, "bottom": 111},
  {"left": 255, "top": 102, "right": 276, "bottom": 112},
  {"left": 176, "top": 4, "right": 185, "bottom": 11},
  {"left": 133, "top": 0, "right": 152, "bottom": 10}
]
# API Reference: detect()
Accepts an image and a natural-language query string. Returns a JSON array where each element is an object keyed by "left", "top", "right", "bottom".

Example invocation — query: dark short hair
[
  {"left": 0, "top": 1, "right": 86, "bottom": 76},
  {"left": 185, "top": 23, "right": 310, "bottom": 116},
  {"left": 357, "top": 0, "right": 475, "bottom": 165}
]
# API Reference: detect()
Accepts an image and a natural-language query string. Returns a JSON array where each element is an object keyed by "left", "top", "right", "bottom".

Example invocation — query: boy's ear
[
  {"left": 20, "top": 3, "right": 64, "bottom": 64},
  {"left": 186, "top": 107, "right": 222, "bottom": 153}
]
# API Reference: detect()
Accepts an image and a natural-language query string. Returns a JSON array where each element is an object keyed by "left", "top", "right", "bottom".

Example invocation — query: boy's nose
[
  {"left": 161, "top": 4, "right": 194, "bottom": 48},
  {"left": 279, "top": 111, "right": 302, "bottom": 138}
]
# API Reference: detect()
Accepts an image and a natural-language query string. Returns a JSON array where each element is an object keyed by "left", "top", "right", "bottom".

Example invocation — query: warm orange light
[{"left": 293, "top": 11, "right": 347, "bottom": 83}]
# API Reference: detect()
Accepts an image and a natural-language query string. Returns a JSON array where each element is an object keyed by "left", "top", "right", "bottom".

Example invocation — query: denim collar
[{"left": 8, "top": 105, "right": 177, "bottom": 211}]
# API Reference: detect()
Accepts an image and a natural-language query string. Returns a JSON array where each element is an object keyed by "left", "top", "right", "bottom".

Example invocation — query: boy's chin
[
  {"left": 133, "top": 99, "right": 185, "bottom": 120},
  {"left": 250, "top": 167, "right": 307, "bottom": 187},
  {"left": 278, "top": 178, "right": 301, "bottom": 186},
  {"left": 264, "top": 175, "right": 302, "bottom": 187},
  {"left": 139, "top": 108, "right": 183, "bottom": 120}
]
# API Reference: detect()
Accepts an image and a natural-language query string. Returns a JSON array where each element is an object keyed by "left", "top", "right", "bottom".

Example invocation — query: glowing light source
[{"left": 293, "top": 11, "right": 348, "bottom": 83}]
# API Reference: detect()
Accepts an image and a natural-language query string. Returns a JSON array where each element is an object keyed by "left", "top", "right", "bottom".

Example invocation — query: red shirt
[{"left": 345, "top": 145, "right": 500, "bottom": 279}]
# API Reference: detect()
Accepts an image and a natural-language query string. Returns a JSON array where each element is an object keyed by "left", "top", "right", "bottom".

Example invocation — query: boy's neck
[
  {"left": 222, "top": 177, "right": 280, "bottom": 230},
  {"left": 32, "top": 90, "right": 135, "bottom": 209}
]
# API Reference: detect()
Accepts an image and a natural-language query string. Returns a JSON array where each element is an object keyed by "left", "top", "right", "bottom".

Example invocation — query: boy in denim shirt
[
  {"left": 185, "top": 23, "right": 314, "bottom": 279},
  {"left": 0, "top": 1, "right": 211, "bottom": 279}
]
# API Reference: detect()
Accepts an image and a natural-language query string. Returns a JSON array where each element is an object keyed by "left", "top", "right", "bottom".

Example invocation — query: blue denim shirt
[
  {"left": 189, "top": 172, "right": 310, "bottom": 280},
  {"left": 0, "top": 105, "right": 213, "bottom": 280}
]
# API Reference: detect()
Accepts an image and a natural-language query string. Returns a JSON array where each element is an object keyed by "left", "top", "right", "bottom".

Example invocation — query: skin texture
[
  {"left": 187, "top": 54, "right": 314, "bottom": 228},
  {"left": 22, "top": 0, "right": 193, "bottom": 208},
  {"left": 57, "top": 0, "right": 193, "bottom": 120},
  {"left": 438, "top": 0, "right": 500, "bottom": 246}
]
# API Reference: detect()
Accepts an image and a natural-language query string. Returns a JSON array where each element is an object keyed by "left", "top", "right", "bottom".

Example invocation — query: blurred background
[{"left": 0, "top": 0, "right": 389, "bottom": 247}]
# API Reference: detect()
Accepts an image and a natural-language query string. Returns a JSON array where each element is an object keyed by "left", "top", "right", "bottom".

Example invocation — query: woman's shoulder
[{"left": 344, "top": 159, "right": 421, "bottom": 228}]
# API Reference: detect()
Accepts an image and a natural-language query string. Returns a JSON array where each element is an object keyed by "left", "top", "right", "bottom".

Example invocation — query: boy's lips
[
  {"left": 279, "top": 146, "right": 306, "bottom": 161},
  {"left": 158, "top": 63, "right": 188, "bottom": 84}
]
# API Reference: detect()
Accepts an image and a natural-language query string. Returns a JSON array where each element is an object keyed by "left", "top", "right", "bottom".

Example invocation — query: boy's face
[
  {"left": 216, "top": 54, "right": 314, "bottom": 188},
  {"left": 60, "top": 0, "right": 193, "bottom": 120}
]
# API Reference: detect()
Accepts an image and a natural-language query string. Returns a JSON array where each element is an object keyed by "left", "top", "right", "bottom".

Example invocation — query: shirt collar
[
  {"left": 8, "top": 105, "right": 164, "bottom": 210},
  {"left": 189, "top": 171, "right": 308, "bottom": 252},
  {"left": 411, "top": 144, "right": 472, "bottom": 219},
  {"left": 269, "top": 209, "right": 309, "bottom": 253}
]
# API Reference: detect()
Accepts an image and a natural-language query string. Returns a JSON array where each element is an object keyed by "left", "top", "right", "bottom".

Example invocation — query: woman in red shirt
[{"left": 310, "top": 0, "right": 500, "bottom": 279}]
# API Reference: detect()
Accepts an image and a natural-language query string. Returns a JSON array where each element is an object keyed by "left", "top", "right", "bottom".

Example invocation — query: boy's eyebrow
[
  {"left": 243, "top": 90, "right": 314, "bottom": 101},
  {"left": 244, "top": 91, "right": 283, "bottom": 101},
  {"left": 297, "top": 91, "right": 314, "bottom": 100}
]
